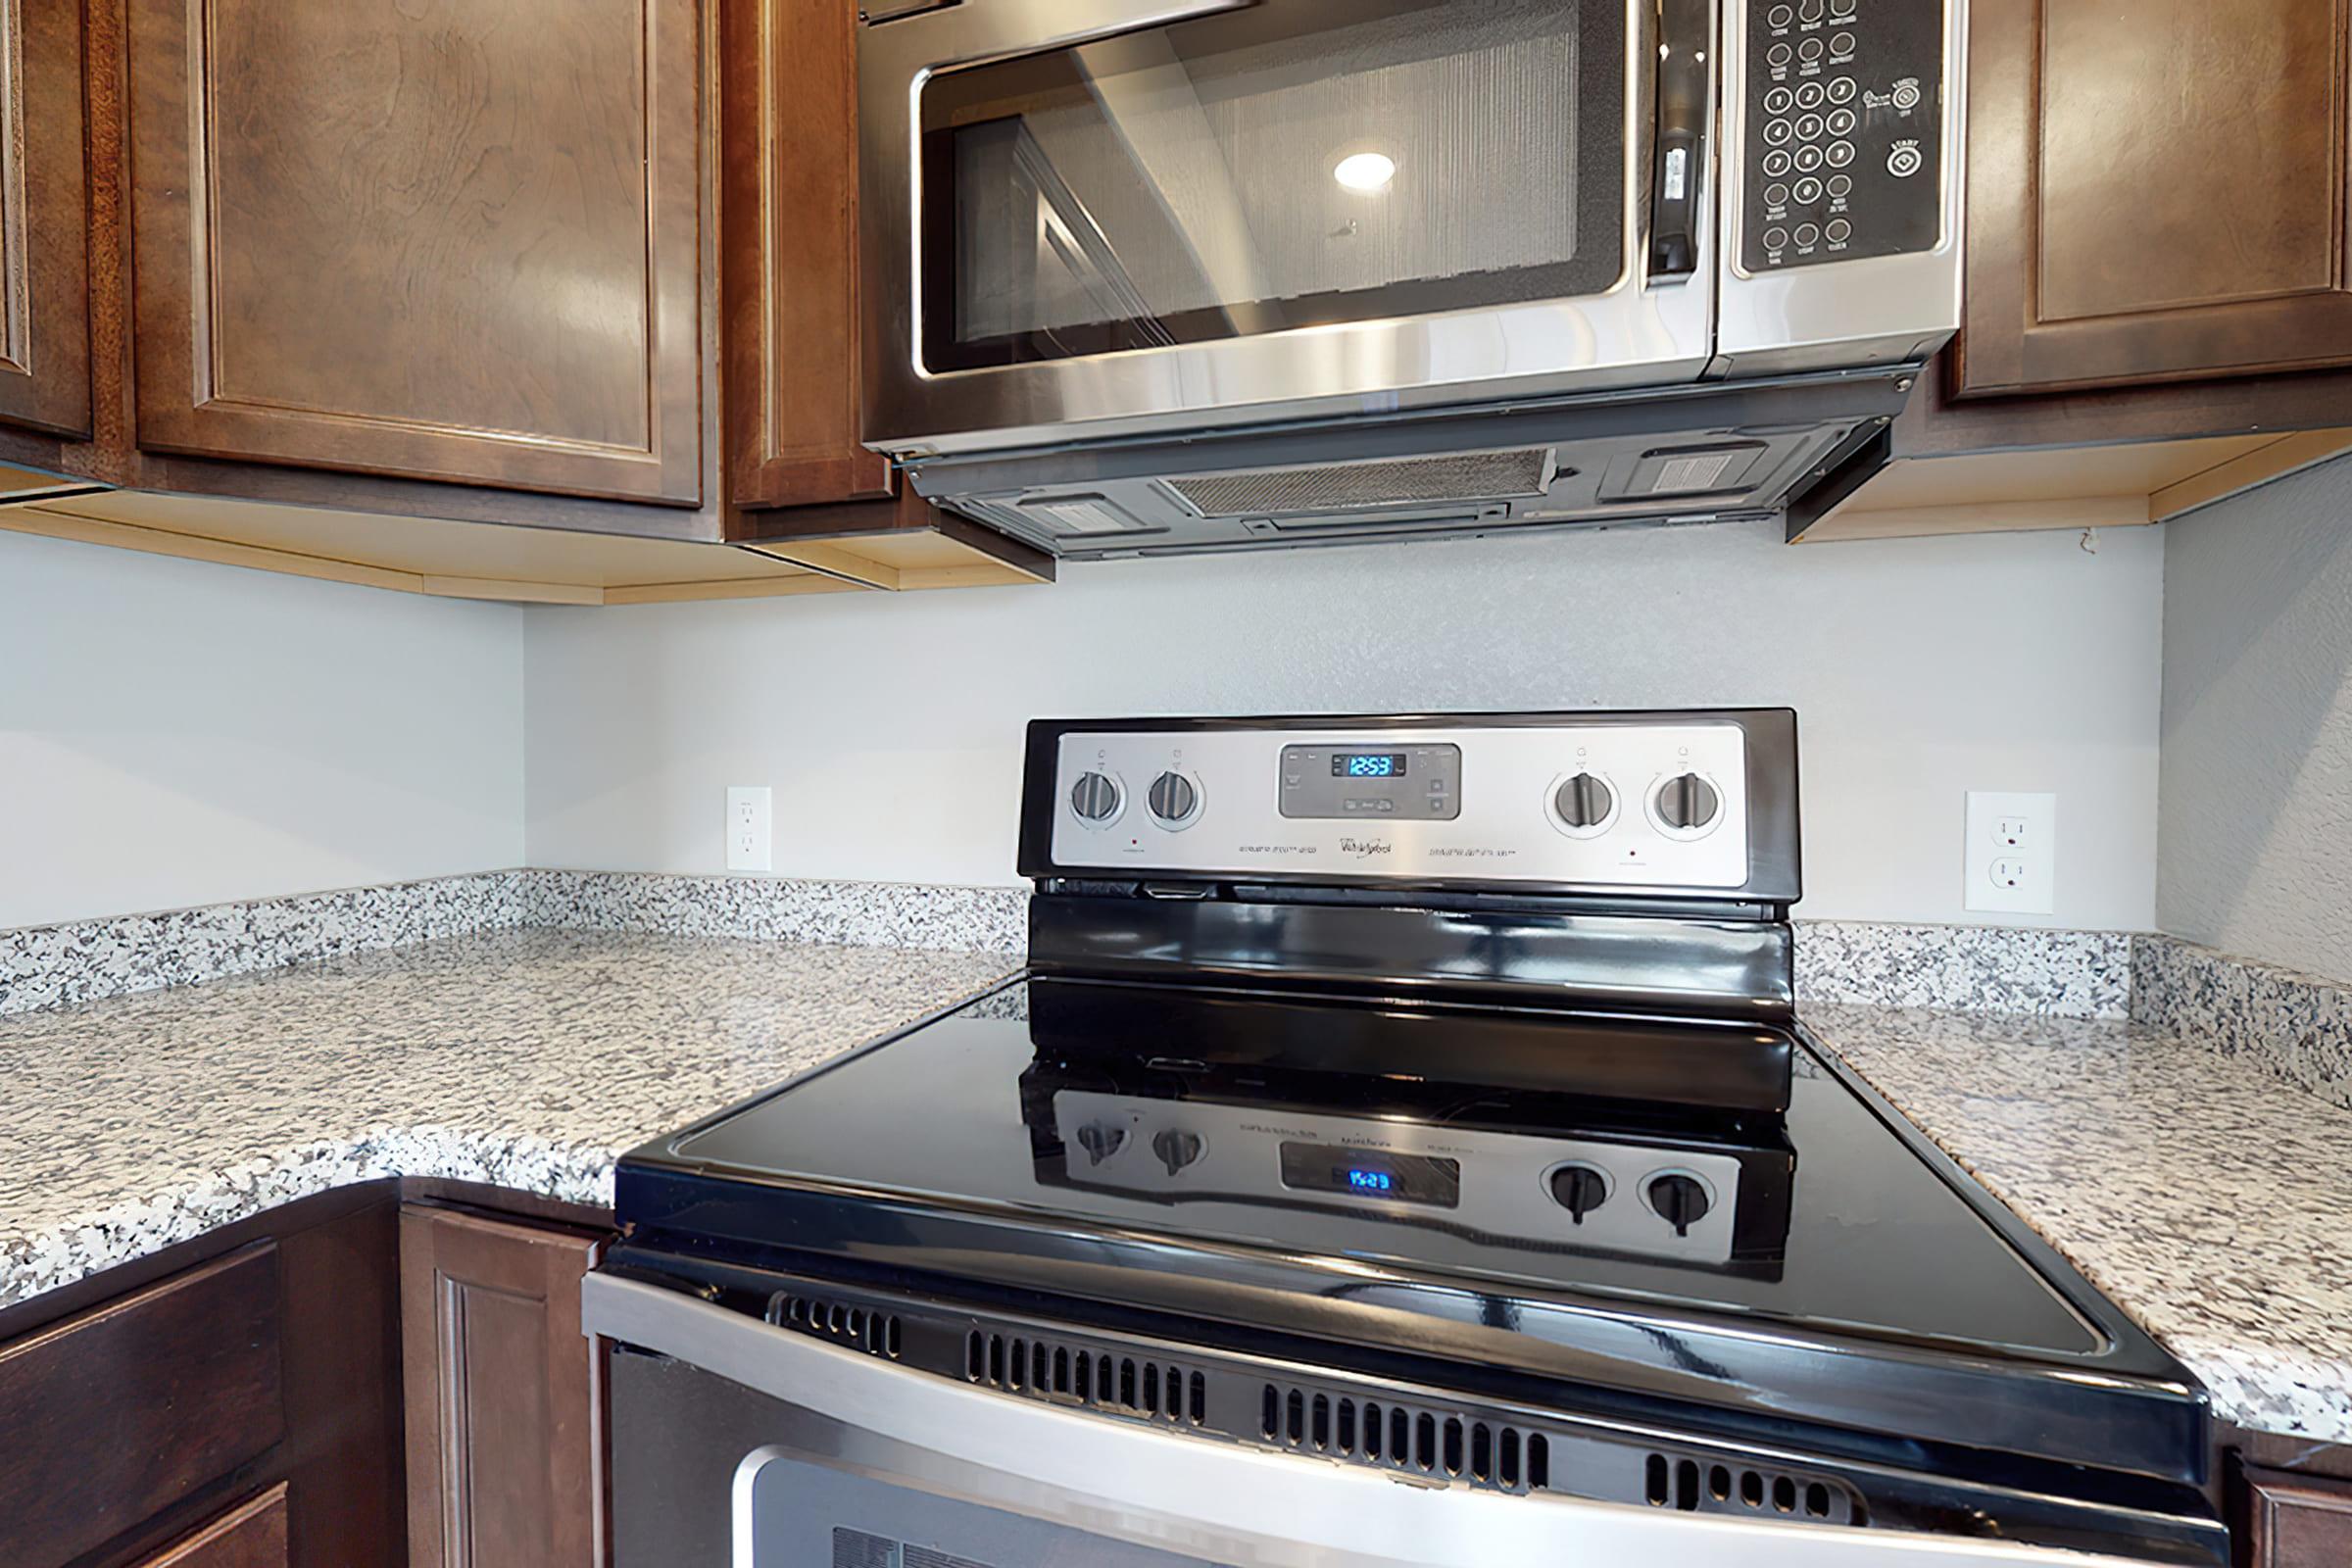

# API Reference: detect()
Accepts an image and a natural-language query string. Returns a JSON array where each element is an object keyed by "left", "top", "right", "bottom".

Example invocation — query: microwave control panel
[{"left": 1740, "top": 0, "right": 1945, "bottom": 273}]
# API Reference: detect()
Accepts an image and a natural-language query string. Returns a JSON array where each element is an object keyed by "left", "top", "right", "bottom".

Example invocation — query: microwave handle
[{"left": 1647, "top": 0, "right": 1712, "bottom": 280}]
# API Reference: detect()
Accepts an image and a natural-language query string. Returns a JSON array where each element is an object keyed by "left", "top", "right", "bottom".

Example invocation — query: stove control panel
[
  {"left": 1031, "top": 712, "right": 1798, "bottom": 898},
  {"left": 1739, "top": 0, "right": 1947, "bottom": 273},
  {"left": 1052, "top": 1092, "right": 1748, "bottom": 1266}
]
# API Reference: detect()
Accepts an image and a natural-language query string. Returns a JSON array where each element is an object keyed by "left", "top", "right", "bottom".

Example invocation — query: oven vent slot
[
  {"left": 1255, "top": 1383, "right": 1535, "bottom": 1494},
  {"left": 1166, "top": 449, "right": 1552, "bottom": 516},
  {"left": 1625, "top": 1450, "right": 1859, "bottom": 1526},
  {"left": 768, "top": 1292, "right": 903, "bottom": 1360},
  {"left": 966, "top": 1331, "right": 1205, "bottom": 1426}
]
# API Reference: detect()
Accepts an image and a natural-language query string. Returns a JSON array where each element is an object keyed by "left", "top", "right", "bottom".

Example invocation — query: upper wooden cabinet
[
  {"left": 0, "top": 0, "right": 91, "bottom": 439},
  {"left": 122, "top": 0, "right": 704, "bottom": 505},
  {"left": 719, "top": 0, "right": 892, "bottom": 512},
  {"left": 1955, "top": 0, "right": 2352, "bottom": 397}
]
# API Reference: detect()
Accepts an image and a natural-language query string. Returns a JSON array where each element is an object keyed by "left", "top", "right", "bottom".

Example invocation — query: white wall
[
  {"left": 525, "top": 517, "right": 2165, "bottom": 929},
  {"left": 2158, "top": 454, "right": 2352, "bottom": 980},
  {"left": 0, "top": 531, "right": 525, "bottom": 929}
]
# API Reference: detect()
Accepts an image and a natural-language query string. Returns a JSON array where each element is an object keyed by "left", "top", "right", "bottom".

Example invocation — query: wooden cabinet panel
[
  {"left": 0, "top": 0, "right": 91, "bottom": 437},
  {"left": 0, "top": 1244, "right": 284, "bottom": 1568},
  {"left": 400, "top": 1206, "right": 603, "bottom": 1568},
  {"left": 719, "top": 0, "right": 892, "bottom": 510},
  {"left": 135, "top": 1486, "right": 289, "bottom": 1568},
  {"left": 2245, "top": 1468, "right": 2352, "bottom": 1567},
  {"left": 1957, "top": 0, "right": 2352, "bottom": 396},
  {"left": 125, "top": 0, "right": 702, "bottom": 504}
]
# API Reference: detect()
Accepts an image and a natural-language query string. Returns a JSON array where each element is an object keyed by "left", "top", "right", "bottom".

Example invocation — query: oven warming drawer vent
[{"left": 767, "top": 1290, "right": 904, "bottom": 1361}]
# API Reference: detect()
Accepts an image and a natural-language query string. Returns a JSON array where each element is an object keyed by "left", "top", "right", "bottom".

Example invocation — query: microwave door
[{"left": 860, "top": 0, "right": 1716, "bottom": 455}]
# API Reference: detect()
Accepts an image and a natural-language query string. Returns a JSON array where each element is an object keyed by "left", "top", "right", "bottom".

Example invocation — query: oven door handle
[
  {"left": 1647, "top": 0, "right": 1713, "bottom": 280},
  {"left": 585, "top": 1274, "right": 2161, "bottom": 1568}
]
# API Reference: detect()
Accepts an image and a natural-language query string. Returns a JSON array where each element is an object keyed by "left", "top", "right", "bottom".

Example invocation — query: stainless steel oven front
[
  {"left": 859, "top": 0, "right": 1708, "bottom": 455},
  {"left": 857, "top": 0, "right": 1963, "bottom": 458},
  {"left": 589, "top": 1272, "right": 2191, "bottom": 1568}
]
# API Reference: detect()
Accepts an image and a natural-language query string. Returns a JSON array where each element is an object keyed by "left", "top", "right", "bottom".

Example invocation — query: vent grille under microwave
[{"left": 1167, "top": 448, "right": 1552, "bottom": 516}]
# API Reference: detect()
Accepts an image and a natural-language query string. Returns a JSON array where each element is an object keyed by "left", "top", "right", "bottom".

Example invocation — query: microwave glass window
[{"left": 919, "top": 0, "right": 1628, "bottom": 372}]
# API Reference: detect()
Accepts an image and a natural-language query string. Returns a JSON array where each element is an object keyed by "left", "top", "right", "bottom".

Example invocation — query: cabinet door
[
  {"left": 400, "top": 1207, "right": 603, "bottom": 1568},
  {"left": 125, "top": 0, "right": 701, "bottom": 505},
  {"left": 2246, "top": 1469, "right": 2352, "bottom": 1568},
  {"left": 718, "top": 0, "right": 892, "bottom": 510},
  {"left": 1956, "top": 0, "right": 2352, "bottom": 397},
  {"left": 134, "top": 1485, "right": 289, "bottom": 1568},
  {"left": 0, "top": 0, "right": 90, "bottom": 437}
]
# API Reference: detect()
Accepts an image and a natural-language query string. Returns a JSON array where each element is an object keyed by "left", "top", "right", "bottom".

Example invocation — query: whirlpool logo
[{"left": 1338, "top": 837, "right": 1393, "bottom": 858}]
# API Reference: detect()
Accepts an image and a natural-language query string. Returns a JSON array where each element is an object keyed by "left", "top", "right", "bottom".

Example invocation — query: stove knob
[
  {"left": 1069, "top": 770, "right": 1122, "bottom": 822},
  {"left": 1552, "top": 772, "right": 1615, "bottom": 829},
  {"left": 1147, "top": 770, "right": 1199, "bottom": 826},
  {"left": 1073, "top": 1122, "right": 1125, "bottom": 1167},
  {"left": 1654, "top": 772, "right": 1720, "bottom": 831},
  {"left": 1645, "top": 1173, "right": 1712, "bottom": 1238},
  {"left": 1151, "top": 1127, "right": 1205, "bottom": 1176},
  {"left": 1547, "top": 1164, "right": 1610, "bottom": 1224}
]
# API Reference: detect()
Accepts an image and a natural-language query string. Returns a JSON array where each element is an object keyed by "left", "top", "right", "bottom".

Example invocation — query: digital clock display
[
  {"left": 1277, "top": 1142, "right": 1460, "bottom": 1207},
  {"left": 1331, "top": 753, "right": 1407, "bottom": 778}
]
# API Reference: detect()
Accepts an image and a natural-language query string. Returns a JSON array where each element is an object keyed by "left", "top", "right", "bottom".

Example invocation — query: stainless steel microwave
[{"left": 856, "top": 0, "right": 1965, "bottom": 555}]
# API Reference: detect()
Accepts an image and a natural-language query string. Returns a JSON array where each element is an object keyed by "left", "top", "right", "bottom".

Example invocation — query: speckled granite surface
[
  {"left": 1795, "top": 920, "right": 2132, "bottom": 1018},
  {"left": 0, "top": 928, "right": 1020, "bottom": 1310},
  {"left": 1809, "top": 1001, "right": 2352, "bottom": 1443},
  {"left": 2133, "top": 935, "right": 2352, "bottom": 1112}
]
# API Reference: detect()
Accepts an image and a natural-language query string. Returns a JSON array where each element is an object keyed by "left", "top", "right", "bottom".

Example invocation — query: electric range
[{"left": 586, "top": 710, "right": 2228, "bottom": 1568}]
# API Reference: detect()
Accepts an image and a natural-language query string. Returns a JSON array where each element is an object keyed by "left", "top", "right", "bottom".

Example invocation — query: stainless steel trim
[
  {"left": 858, "top": 0, "right": 1712, "bottom": 454},
  {"left": 586, "top": 1274, "right": 2169, "bottom": 1567},
  {"left": 1713, "top": 0, "right": 1967, "bottom": 373}
]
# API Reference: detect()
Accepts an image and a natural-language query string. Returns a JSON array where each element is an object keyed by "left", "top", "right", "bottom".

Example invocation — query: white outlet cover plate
[
  {"left": 1964, "top": 791, "right": 2055, "bottom": 915},
  {"left": 726, "top": 785, "right": 773, "bottom": 874}
]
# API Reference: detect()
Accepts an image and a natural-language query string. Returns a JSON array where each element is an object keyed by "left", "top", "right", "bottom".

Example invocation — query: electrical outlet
[
  {"left": 725, "top": 786, "right": 772, "bottom": 874},
  {"left": 1964, "top": 791, "right": 2055, "bottom": 915}
]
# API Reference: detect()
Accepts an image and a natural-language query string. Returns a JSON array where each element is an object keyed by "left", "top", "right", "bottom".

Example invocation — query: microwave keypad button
[
  {"left": 1764, "top": 118, "right": 1793, "bottom": 146},
  {"left": 1798, "top": 0, "right": 1826, "bottom": 20},
  {"left": 1792, "top": 176, "right": 1824, "bottom": 205},
  {"left": 1793, "top": 222, "right": 1821, "bottom": 248},
  {"left": 1765, "top": 85, "right": 1794, "bottom": 113},
  {"left": 1768, "top": 2, "right": 1793, "bottom": 24},
  {"left": 1764, "top": 182, "right": 1790, "bottom": 207},
  {"left": 1763, "top": 226, "right": 1789, "bottom": 251},
  {"left": 1827, "top": 172, "right": 1854, "bottom": 199},
  {"left": 1767, "top": 41, "right": 1793, "bottom": 66},
  {"left": 1795, "top": 81, "right": 1826, "bottom": 110},
  {"left": 1887, "top": 144, "right": 1925, "bottom": 178},
  {"left": 1826, "top": 141, "right": 1855, "bottom": 169},
  {"left": 1831, "top": 29, "right": 1856, "bottom": 53},
  {"left": 1828, "top": 75, "right": 1857, "bottom": 104},
  {"left": 1795, "top": 113, "right": 1825, "bottom": 141},
  {"left": 1831, "top": 0, "right": 1857, "bottom": 14},
  {"left": 1826, "top": 219, "right": 1853, "bottom": 244},
  {"left": 1797, "top": 35, "right": 1826, "bottom": 62},
  {"left": 1827, "top": 107, "right": 1858, "bottom": 137},
  {"left": 1793, "top": 145, "right": 1825, "bottom": 172},
  {"left": 1892, "top": 80, "right": 1924, "bottom": 111},
  {"left": 1762, "top": 149, "right": 1793, "bottom": 177}
]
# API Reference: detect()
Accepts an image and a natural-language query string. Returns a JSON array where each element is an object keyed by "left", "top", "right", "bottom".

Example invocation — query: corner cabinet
[
  {"left": 0, "top": 0, "right": 91, "bottom": 440},
  {"left": 1954, "top": 0, "right": 2352, "bottom": 398},
  {"left": 122, "top": 0, "right": 704, "bottom": 505}
]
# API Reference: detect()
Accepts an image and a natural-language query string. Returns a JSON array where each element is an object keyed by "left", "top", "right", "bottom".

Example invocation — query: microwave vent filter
[
  {"left": 1626, "top": 442, "right": 1768, "bottom": 497},
  {"left": 1167, "top": 449, "right": 1553, "bottom": 517},
  {"left": 1015, "top": 494, "right": 1152, "bottom": 536}
]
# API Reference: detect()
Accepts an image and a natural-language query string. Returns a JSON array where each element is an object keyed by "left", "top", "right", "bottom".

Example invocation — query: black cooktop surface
[{"left": 649, "top": 976, "right": 2098, "bottom": 1358}]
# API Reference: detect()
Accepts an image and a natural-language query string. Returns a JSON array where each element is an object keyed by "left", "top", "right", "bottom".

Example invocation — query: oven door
[
  {"left": 588, "top": 1274, "right": 2173, "bottom": 1568},
  {"left": 858, "top": 0, "right": 1717, "bottom": 456}
]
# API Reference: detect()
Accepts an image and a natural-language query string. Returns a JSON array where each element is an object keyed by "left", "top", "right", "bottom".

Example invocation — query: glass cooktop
[{"left": 653, "top": 977, "right": 2100, "bottom": 1359}]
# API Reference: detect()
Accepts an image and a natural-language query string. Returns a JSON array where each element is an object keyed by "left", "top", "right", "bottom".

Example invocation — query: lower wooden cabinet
[
  {"left": 134, "top": 1486, "right": 289, "bottom": 1568},
  {"left": 400, "top": 1204, "right": 606, "bottom": 1568},
  {"left": 2244, "top": 1468, "right": 2352, "bottom": 1568}
]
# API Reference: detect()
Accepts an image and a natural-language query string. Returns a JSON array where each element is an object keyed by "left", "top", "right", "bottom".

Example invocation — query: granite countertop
[
  {"left": 3, "top": 926, "right": 2345, "bottom": 1448},
  {"left": 1807, "top": 1002, "right": 2352, "bottom": 1445},
  {"left": 0, "top": 927, "right": 1020, "bottom": 1310}
]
